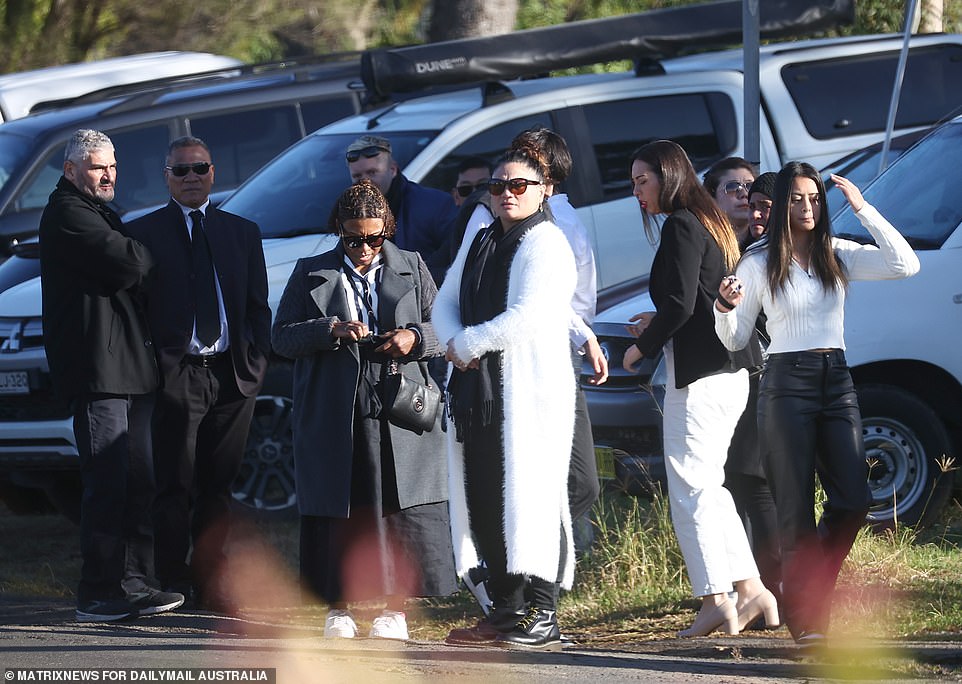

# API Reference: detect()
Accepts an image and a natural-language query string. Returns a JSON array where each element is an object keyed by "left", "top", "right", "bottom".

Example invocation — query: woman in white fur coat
[{"left": 433, "top": 147, "right": 577, "bottom": 651}]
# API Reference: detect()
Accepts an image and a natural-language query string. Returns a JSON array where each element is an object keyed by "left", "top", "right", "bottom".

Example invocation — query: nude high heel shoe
[
  {"left": 736, "top": 587, "right": 780, "bottom": 631},
  {"left": 677, "top": 596, "right": 738, "bottom": 637}
]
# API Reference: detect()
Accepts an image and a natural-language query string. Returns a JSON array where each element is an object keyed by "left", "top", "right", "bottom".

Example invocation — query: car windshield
[
  {"left": 0, "top": 130, "right": 33, "bottom": 196},
  {"left": 220, "top": 131, "right": 438, "bottom": 239},
  {"left": 832, "top": 120, "right": 962, "bottom": 249}
]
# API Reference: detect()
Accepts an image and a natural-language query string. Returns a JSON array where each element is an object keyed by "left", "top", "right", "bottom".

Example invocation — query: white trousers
[{"left": 663, "top": 342, "right": 759, "bottom": 597}]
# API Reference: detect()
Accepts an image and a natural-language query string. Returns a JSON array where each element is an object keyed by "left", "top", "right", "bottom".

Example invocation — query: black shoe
[
  {"left": 445, "top": 619, "right": 503, "bottom": 647},
  {"left": 497, "top": 608, "right": 562, "bottom": 651},
  {"left": 127, "top": 588, "right": 185, "bottom": 616},
  {"left": 795, "top": 630, "right": 828, "bottom": 651},
  {"left": 76, "top": 598, "right": 138, "bottom": 623}
]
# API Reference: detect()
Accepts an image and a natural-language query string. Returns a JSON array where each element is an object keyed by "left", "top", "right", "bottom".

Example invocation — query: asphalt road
[{"left": 2, "top": 597, "right": 961, "bottom": 683}]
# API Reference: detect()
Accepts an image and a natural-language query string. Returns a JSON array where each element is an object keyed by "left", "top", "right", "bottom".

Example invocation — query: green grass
[{"left": 4, "top": 491, "right": 962, "bottom": 647}]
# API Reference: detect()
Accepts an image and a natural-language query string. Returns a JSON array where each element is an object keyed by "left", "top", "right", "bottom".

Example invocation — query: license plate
[
  {"left": 0, "top": 370, "right": 29, "bottom": 395},
  {"left": 595, "top": 446, "right": 616, "bottom": 480}
]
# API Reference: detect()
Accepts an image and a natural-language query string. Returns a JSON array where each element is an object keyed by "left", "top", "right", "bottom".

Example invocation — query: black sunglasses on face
[
  {"left": 166, "top": 162, "right": 212, "bottom": 177},
  {"left": 341, "top": 231, "right": 387, "bottom": 250},
  {"left": 487, "top": 178, "right": 542, "bottom": 196},
  {"left": 345, "top": 146, "right": 388, "bottom": 163},
  {"left": 455, "top": 181, "right": 488, "bottom": 198}
]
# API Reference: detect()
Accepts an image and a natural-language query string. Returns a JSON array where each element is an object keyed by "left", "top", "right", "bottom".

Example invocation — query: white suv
[
  {"left": 3, "top": 32, "right": 962, "bottom": 518},
  {"left": 591, "top": 119, "right": 962, "bottom": 527}
]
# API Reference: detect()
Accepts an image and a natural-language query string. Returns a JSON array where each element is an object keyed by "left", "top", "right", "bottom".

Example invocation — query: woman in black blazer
[{"left": 622, "top": 141, "right": 777, "bottom": 637}]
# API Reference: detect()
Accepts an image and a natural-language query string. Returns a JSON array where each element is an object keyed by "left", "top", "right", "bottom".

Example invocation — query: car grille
[{"left": 0, "top": 316, "right": 44, "bottom": 353}]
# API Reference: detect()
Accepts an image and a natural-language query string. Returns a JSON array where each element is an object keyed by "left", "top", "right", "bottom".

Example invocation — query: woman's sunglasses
[
  {"left": 487, "top": 178, "right": 542, "bottom": 196},
  {"left": 165, "top": 162, "right": 212, "bottom": 177},
  {"left": 341, "top": 230, "right": 387, "bottom": 250}
]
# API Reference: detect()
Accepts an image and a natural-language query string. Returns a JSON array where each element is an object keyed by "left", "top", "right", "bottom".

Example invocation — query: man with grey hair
[{"left": 39, "top": 129, "right": 184, "bottom": 622}]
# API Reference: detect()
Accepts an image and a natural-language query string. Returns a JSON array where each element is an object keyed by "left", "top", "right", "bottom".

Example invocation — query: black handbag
[{"left": 381, "top": 359, "right": 441, "bottom": 434}]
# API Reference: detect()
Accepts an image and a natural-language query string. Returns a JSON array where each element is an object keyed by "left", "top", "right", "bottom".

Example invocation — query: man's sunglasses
[
  {"left": 165, "top": 162, "right": 212, "bottom": 177},
  {"left": 723, "top": 180, "right": 752, "bottom": 195},
  {"left": 455, "top": 181, "right": 488, "bottom": 198},
  {"left": 487, "top": 178, "right": 543, "bottom": 196},
  {"left": 345, "top": 146, "right": 389, "bottom": 163},
  {"left": 341, "top": 231, "right": 387, "bottom": 250}
]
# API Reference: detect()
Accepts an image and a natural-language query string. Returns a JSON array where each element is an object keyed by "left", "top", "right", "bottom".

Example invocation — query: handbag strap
[{"left": 382, "top": 357, "right": 433, "bottom": 387}]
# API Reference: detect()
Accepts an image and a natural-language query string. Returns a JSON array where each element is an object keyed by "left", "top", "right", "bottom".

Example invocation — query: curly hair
[
  {"left": 334, "top": 179, "right": 396, "bottom": 237},
  {"left": 492, "top": 144, "right": 549, "bottom": 184},
  {"left": 510, "top": 126, "right": 572, "bottom": 185}
]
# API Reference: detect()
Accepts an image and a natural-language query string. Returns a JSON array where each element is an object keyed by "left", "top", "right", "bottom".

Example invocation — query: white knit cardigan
[{"left": 433, "top": 218, "right": 578, "bottom": 588}]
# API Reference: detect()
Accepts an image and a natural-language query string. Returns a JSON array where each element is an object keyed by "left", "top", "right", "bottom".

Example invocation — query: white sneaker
[
  {"left": 324, "top": 609, "right": 358, "bottom": 638},
  {"left": 369, "top": 610, "right": 409, "bottom": 640}
]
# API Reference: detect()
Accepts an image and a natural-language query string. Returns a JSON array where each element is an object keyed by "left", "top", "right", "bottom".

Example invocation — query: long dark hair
[
  {"left": 632, "top": 140, "right": 740, "bottom": 271},
  {"left": 765, "top": 161, "right": 846, "bottom": 293}
]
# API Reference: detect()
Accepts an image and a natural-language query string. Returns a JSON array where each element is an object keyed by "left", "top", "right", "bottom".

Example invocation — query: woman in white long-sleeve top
[{"left": 714, "top": 163, "right": 920, "bottom": 647}]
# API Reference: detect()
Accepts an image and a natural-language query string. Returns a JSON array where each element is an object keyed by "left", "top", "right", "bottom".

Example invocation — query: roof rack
[
  {"left": 361, "top": 0, "right": 854, "bottom": 100},
  {"left": 29, "top": 51, "right": 362, "bottom": 114}
]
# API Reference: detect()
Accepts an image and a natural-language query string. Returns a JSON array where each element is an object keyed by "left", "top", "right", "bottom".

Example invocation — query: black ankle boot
[{"left": 498, "top": 608, "right": 561, "bottom": 651}]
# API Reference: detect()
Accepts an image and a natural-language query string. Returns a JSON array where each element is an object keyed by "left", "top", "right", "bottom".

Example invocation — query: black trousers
[
  {"left": 759, "top": 350, "right": 870, "bottom": 638},
  {"left": 152, "top": 355, "right": 256, "bottom": 594},
  {"left": 463, "top": 417, "right": 528, "bottom": 623},
  {"left": 74, "top": 392, "right": 156, "bottom": 603},
  {"left": 724, "top": 373, "right": 781, "bottom": 602},
  {"left": 568, "top": 351, "right": 600, "bottom": 523}
]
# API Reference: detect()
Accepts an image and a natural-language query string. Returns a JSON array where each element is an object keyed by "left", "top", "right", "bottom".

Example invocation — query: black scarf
[{"left": 447, "top": 210, "right": 546, "bottom": 440}]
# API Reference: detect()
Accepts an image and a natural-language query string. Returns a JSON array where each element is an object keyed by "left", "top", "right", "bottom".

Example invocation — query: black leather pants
[{"left": 758, "top": 349, "right": 871, "bottom": 639}]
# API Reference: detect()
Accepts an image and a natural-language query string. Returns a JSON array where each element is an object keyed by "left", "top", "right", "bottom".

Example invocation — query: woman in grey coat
[{"left": 271, "top": 180, "right": 456, "bottom": 641}]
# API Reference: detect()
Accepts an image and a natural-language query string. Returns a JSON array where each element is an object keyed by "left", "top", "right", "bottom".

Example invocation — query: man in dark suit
[
  {"left": 40, "top": 129, "right": 184, "bottom": 622},
  {"left": 126, "top": 136, "right": 271, "bottom": 612}
]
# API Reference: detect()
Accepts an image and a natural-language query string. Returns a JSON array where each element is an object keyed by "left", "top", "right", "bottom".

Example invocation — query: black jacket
[
  {"left": 39, "top": 176, "right": 158, "bottom": 398},
  {"left": 125, "top": 200, "right": 270, "bottom": 397},
  {"left": 634, "top": 209, "right": 755, "bottom": 388}
]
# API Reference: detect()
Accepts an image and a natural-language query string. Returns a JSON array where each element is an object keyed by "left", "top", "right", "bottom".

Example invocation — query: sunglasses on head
[
  {"left": 345, "top": 146, "right": 388, "bottom": 163},
  {"left": 165, "top": 162, "right": 212, "bottom": 177},
  {"left": 340, "top": 230, "right": 387, "bottom": 250},
  {"left": 455, "top": 181, "right": 488, "bottom": 198},
  {"left": 723, "top": 180, "right": 752, "bottom": 195},
  {"left": 487, "top": 178, "right": 542, "bottom": 196}
]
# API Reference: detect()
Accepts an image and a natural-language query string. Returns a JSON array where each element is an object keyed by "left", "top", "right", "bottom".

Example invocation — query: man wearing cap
[
  {"left": 126, "top": 136, "right": 271, "bottom": 614},
  {"left": 345, "top": 135, "right": 458, "bottom": 282}
]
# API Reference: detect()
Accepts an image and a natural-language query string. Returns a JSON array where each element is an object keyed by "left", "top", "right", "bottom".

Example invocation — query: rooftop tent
[{"left": 360, "top": 0, "right": 855, "bottom": 99}]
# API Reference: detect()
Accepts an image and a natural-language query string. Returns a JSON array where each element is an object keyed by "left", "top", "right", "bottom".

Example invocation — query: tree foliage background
[{"left": 0, "top": 0, "right": 958, "bottom": 73}]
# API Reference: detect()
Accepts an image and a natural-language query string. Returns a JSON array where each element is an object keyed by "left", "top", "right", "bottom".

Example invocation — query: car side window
[
  {"left": 15, "top": 124, "right": 171, "bottom": 214},
  {"left": 189, "top": 106, "right": 302, "bottom": 190},
  {"left": 785, "top": 44, "right": 962, "bottom": 139},
  {"left": 581, "top": 93, "right": 737, "bottom": 202},
  {"left": 301, "top": 96, "right": 360, "bottom": 134},
  {"left": 420, "top": 113, "right": 554, "bottom": 192}
]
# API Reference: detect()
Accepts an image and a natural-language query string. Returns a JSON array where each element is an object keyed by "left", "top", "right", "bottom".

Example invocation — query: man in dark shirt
[
  {"left": 345, "top": 135, "right": 457, "bottom": 283},
  {"left": 39, "top": 129, "right": 183, "bottom": 622}
]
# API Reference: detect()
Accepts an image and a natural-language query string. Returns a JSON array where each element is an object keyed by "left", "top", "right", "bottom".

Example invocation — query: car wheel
[
  {"left": 857, "top": 384, "right": 954, "bottom": 529},
  {"left": 233, "top": 363, "right": 296, "bottom": 516}
]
